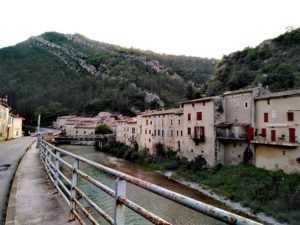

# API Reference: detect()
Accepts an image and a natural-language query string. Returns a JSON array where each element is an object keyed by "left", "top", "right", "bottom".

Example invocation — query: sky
[{"left": 0, "top": 0, "right": 300, "bottom": 59}]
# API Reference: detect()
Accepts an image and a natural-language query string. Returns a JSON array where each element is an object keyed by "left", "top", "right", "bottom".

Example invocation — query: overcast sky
[{"left": 1, "top": 0, "right": 300, "bottom": 58}]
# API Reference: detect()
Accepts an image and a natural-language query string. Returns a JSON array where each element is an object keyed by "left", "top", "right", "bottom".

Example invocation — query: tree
[{"left": 95, "top": 123, "right": 113, "bottom": 135}]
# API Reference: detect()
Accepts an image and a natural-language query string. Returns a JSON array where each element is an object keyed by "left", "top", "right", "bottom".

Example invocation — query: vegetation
[
  {"left": 205, "top": 28, "right": 300, "bottom": 96},
  {"left": 95, "top": 123, "right": 113, "bottom": 135},
  {"left": 173, "top": 165, "right": 300, "bottom": 225},
  {"left": 0, "top": 32, "right": 215, "bottom": 127},
  {"left": 101, "top": 140, "right": 300, "bottom": 224}
]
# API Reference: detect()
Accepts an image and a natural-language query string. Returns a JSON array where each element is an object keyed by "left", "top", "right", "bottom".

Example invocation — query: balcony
[
  {"left": 216, "top": 122, "right": 249, "bottom": 141},
  {"left": 251, "top": 136, "right": 299, "bottom": 148},
  {"left": 191, "top": 135, "right": 205, "bottom": 145}
]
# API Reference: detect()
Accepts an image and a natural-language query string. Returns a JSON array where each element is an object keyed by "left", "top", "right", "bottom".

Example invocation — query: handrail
[{"left": 39, "top": 140, "right": 262, "bottom": 225}]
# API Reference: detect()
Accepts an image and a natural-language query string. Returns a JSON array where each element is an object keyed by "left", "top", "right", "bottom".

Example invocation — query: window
[
  {"left": 264, "top": 113, "right": 268, "bottom": 122},
  {"left": 196, "top": 112, "right": 202, "bottom": 120},
  {"left": 187, "top": 127, "right": 191, "bottom": 135},
  {"left": 154, "top": 130, "right": 156, "bottom": 136},
  {"left": 188, "top": 113, "right": 191, "bottom": 121},
  {"left": 267, "top": 99, "right": 270, "bottom": 105},
  {"left": 261, "top": 128, "right": 266, "bottom": 138},
  {"left": 132, "top": 128, "right": 135, "bottom": 134},
  {"left": 171, "top": 120, "right": 173, "bottom": 125},
  {"left": 145, "top": 129, "right": 147, "bottom": 134},
  {"left": 194, "top": 126, "right": 205, "bottom": 139},
  {"left": 150, "top": 121, "right": 152, "bottom": 125},
  {"left": 244, "top": 102, "right": 249, "bottom": 109},
  {"left": 181, "top": 131, "right": 183, "bottom": 136},
  {"left": 162, "top": 130, "right": 165, "bottom": 137},
  {"left": 203, "top": 101, "right": 205, "bottom": 106},
  {"left": 146, "top": 120, "right": 148, "bottom": 125},
  {"left": 177, "top": 130, "right": 179, "bottom": 136},
  {"left": 287, "top": 112, "right": 294, "bottom": 121},
  {"left": 149, "top": 130, "right": 151, "bottom": 134},
  {"left": 171, "top": 130, "right": 173, "bottom": 137},
  {"left": 178, "top": 120, "right": 181, "bottom": 125},
  {"left": 158, "top": 130, "right": 161, "bottom": 136}
]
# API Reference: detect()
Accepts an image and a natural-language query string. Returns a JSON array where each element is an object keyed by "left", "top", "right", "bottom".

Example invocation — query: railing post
[
  {"left": 114, "top": 178, "right": 126, "bottom": 225},
  {"left": 54, "top": 150, "right": 61, "bottom": 190},
  {"left": 69, "top": 158, "right": 79, "bottom": 221}
]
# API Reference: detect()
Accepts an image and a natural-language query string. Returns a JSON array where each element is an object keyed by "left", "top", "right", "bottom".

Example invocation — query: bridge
[{"left": 37, "top": 140, "right": 262, "bottom": 225}]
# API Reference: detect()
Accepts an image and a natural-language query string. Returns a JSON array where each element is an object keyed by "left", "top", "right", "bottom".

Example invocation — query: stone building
[
  {"left": 181, "top": 97, "right": 223, "bottom": 167},
  {"left": 135, "top": 108, "right": 184, "bottom": 154},
  {"left": 252, "top": 90, "right": 300, "bottom": 173},
  {"left": 12, "top": 115, "right": 24, "bottom": 138},
  {"left": 116, "top": 117, "right": 138, "bottom": 147},
  {"left": 216, "top": 87, "right": 269, "bottom": 165}
]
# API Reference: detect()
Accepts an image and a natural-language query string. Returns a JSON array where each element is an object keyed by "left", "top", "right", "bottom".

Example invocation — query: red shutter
[
  {"left": 194, "top": 126, "right": 197, "bottom": 136},
  {"left": 287, "top": 112, "right": 294, "bottom": 121},
  {"left": 264, "top": 113, "right": 268, "bottom": 122},
  {"left": 271, "top": 130, "right": 276, "bottom": 142},
  {"left": 289, "top": 128, "right": 295, "bottom": 143},
  {"left": 201, "top": 126, "right": 205, "bottom": 137},
  {"left": 188, "top": 127, "right": 191, "bottom": 135},
  {"left": 247, "top": 127, "right": 254, "bottom": 141},
  {"left": 197, "top": 112, "right": 202, "bottom": 120},
  {"left": 188, "top": 113, "right": 191, "bottom": 121},
  {"left": 261, "top": 128, "right": 266, "bottom": 138}
]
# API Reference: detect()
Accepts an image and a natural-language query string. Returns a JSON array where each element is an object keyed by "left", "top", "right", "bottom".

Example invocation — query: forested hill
[
  {"left": 0, "top": 32, "right": 216, "bottom": 125},
  {"left": 204, "top": 28, "right": 300, "bottom": 96}
]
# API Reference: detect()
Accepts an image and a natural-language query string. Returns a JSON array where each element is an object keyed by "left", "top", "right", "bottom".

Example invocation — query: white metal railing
[{"left": 38, "top": 140, "right": 262, "bottom": 225}]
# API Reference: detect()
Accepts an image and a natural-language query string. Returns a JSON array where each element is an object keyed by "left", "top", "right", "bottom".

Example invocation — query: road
[{"left": 0, "top": 137, "right": 35, "bottom": 225}]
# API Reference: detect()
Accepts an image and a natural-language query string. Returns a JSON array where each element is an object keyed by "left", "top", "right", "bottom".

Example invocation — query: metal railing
[{"left": 38, "top": 140, "right": 262, "bottom": 225}]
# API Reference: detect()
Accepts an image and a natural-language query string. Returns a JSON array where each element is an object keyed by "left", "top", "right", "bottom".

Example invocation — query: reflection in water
[{"left": 60, "top": 145, "right": 225, "bottom": 225}]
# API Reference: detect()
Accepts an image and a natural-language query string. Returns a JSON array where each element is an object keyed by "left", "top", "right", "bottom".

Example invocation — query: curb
[{"left": 4, "top": 141, "right": 35, "bottom": 225}]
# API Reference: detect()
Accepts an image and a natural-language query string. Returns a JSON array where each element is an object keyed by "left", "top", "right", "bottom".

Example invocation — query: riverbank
[
  {"left": 160, "top": 171, "right": 283, "bottom": 225},
  {"left": 100, "top": 140, "right": 300, "bottom": 225}
]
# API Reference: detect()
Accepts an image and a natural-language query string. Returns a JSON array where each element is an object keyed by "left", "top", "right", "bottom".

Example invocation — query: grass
[{"left": 100, "top": 140, "right": 300, "bottom": 225}]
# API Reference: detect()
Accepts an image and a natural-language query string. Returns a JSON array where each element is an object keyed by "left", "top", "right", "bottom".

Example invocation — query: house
[
  {"left": 252, "top": 90, "right": 300, "bottom": 173},
  {"left": 182, "top": 97, "right": 223, "bottom": 167},
  {"left": 216, "top": 87, "right": 269, "bottom": 165},
  {"left": 12, "top": 115, "right": 24, "bottom": 138},
  {"left": 53, "top": 115, "right": 77, "bottom": 131},
  {"left": 130, "top": 108, "right": 183, "bottom": 154},
  {"left": 0, "top": 97, "right": 11, "bottom": 141},
  {"left": 116, "top": 117, "right": 138, "bottom": 147}
]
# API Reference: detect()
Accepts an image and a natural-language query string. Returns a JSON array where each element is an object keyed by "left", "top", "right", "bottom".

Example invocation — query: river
[{"left": 60, "top": 144, "right": 228, "bottom": 225}]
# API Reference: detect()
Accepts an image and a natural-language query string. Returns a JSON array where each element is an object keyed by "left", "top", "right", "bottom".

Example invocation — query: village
[{"left": 53, "top": 86, "right": 300, "bottom": 174}]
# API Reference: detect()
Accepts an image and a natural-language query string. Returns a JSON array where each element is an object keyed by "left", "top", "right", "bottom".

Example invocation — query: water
[{"left": 60, "top": 145, "right": 227, "bottom": 225}]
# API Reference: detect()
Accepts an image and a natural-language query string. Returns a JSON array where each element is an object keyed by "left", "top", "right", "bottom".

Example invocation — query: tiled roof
[
  {"left": 182, "top": 96, "right": 221, "bottom": 104},
  {"left": 255, "top": 89, "right": 300, "bottom": 100},
  {"left": 141, "top": 108, "right": 183, "bottom": 117}
]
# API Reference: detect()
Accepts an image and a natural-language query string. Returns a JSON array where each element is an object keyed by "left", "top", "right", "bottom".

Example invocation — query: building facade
[
  {"left": 216, "top": 87, "right": 269, "bottom": 165},
  {"left": 182, "top": 97, "right": 223, "bottom": 167},
  {"left": 253, "top": 90, "right": 300, "bottom": 173}
]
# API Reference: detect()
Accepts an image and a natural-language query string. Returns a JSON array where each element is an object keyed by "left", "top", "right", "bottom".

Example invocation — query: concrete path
[
  {"left": 0, "top": 137, "right": 35, "bottom": 225},
  {"left": 5, "top": 143, "right": 78, "bottom": 225}
]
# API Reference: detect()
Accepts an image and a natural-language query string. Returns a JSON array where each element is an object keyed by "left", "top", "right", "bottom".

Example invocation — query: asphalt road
[{"left": 0, "top": 137, "right": 35, "bottom": 225}]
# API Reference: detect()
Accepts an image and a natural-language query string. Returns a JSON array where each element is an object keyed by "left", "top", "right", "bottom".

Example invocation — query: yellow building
[
  {"left": 0, "top": 97, "right": 11, "bottom": 141},
  {"left": 252, "top": 90, "right": 300, "bottom": 173}
]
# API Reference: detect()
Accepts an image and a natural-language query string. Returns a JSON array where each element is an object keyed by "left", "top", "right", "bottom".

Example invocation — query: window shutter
[
  {"left": 247, "top": 127, "right": 254, "bottom": 141},
  {"left": 271, "top": 130, "right": 276, "bottom": 142},
  {"left": 197, "top": 112, "right": 202, "bottom": 120},
  {"left": 289, "top": 128, "right": 295, "bottom": 143},
  {"left": 264, "top": 113, "right": 268, "bottom": 122},
  {"left": 194, "top": 126, "right": 197, "bottom": 136},
  {"left": 201, "top": 126, "right": 205, "bottom": 137},
  {"left": 287, "top": 112, "right": 294, "bottom": 121},
  {"left": 261, "top": 128, "right": 266, "bottom": 138}
]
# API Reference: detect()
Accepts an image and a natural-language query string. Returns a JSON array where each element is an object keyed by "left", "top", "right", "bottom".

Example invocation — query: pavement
[
  {"left": 4, "top": 142, "right": 78, "bottom": 225},
  {"left": 0, "top": 137, "right": 35, "bottom": 225}
]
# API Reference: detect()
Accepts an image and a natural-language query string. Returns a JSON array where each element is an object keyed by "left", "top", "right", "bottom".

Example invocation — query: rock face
[{"left": 144, "top": 92, "right": 165, "bottom": 107}]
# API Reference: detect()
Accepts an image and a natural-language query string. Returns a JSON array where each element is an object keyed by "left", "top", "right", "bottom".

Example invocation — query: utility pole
[{"left": 37, "top": 114, "right": 41, "bottom": 147}]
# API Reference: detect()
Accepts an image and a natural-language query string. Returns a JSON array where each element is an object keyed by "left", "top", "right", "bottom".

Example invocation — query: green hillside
[
  {"left": 205, "top": 28, "right": 300, "bottom": 96},
  {"left": 0, "top": 32, "right": 215, "bottom": 125}
]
